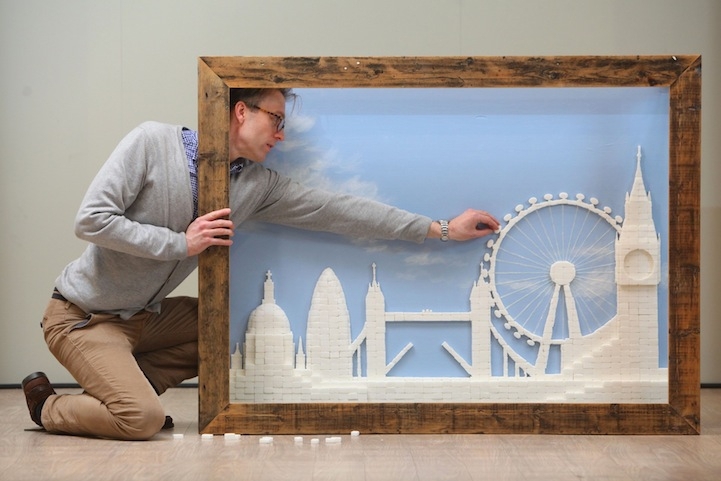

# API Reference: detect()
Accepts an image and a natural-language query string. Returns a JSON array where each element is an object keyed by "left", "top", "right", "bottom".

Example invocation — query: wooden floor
[{"left": 1, "top": 388, "right": 720, "bottom": 481}]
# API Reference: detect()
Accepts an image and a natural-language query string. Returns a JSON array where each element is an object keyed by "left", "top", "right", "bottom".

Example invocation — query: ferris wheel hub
[{"left": 550, "top": 260, "right": 576, "bottom": 286}]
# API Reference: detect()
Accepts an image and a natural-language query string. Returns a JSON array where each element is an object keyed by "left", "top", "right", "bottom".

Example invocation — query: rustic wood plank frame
[{"left": 197, "top": 56, "right": 701, "bottom": 435}]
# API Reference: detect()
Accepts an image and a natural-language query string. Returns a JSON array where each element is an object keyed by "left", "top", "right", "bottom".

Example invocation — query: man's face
[{"left": 233, "top": 90, "right": 286, "bottom": 163}]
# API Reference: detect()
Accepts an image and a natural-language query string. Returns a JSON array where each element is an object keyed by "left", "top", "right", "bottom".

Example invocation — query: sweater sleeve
[
  {"left": 239, "top": 164, "right": 432, "bottom": 244},
  {"left": 73, "top": 123, "right": 189, "bottom": 261}
]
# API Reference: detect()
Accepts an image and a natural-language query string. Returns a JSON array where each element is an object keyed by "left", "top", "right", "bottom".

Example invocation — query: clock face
[{"left": 623, "top": 249, "right": 655, "bottom": 281}]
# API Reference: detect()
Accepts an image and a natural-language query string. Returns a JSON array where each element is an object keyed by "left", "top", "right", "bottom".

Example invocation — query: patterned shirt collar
[{"left": 182, "top": 128, "right": 244, "bottom": 218}]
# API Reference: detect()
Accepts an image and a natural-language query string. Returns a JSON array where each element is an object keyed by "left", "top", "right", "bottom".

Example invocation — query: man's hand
[
  {"left": 450, "top": 209, "right": 500, "bottom": 240},
  {"left": 429, "top": 209, "right": 500, "bottom": 241},
  {"left": 185, "top": 208, "right": 234, "bottom": 256}
]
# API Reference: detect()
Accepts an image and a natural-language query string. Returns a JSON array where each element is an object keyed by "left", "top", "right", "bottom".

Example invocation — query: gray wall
[{"left": 1, "top": 0, "right": 719, "bottom": 384}]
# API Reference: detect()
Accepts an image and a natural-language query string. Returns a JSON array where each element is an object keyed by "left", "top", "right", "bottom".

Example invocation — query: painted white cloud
[
  {"left": 265, "top": 114, "right": 384, "bottom": 201},
  {"left": 404, "top": 251, "right": 444, "bottom": 267}
]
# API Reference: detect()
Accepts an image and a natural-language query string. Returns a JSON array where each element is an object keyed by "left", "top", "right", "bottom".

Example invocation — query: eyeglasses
[{"left": 247, "top": 104, "right": 285, "bottom": 132}]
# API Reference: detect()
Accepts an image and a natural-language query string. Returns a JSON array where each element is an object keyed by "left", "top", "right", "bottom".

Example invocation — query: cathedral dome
[
  {"left": 247, "top": 271, "right": 292, "bottom": 335},
  {"left": 248, "top": 302, "right": 292, "bottom": 334}
]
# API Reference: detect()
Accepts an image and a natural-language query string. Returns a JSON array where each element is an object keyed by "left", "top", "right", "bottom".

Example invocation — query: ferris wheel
[{"left": 482, "top": 192, "right": 622, "bottom": 375}]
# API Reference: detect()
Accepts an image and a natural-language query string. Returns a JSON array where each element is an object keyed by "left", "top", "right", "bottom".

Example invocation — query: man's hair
[{"left": 229, "top": 88, "right": 296, "bottom": 112}]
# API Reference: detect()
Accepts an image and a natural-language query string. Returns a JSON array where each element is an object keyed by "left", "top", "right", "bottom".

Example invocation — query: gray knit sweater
[{"left": 56, "top": 121, "right": 432, "bottom": 319}]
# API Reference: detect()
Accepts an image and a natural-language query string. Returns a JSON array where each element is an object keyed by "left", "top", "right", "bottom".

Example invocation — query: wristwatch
[{"left": 438, "top": 220, "right": 449, "bottom": 242}]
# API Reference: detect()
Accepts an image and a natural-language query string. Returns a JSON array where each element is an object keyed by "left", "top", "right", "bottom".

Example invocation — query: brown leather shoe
[
  {"left": 21, "top": 372, "right": 56, "bottom": 427},
  {"left": 162, "top": 415, "right": 174, "bottom": 430}
]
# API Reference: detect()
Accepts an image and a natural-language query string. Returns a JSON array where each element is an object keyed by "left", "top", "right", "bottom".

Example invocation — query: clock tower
[{"left": 614, "top": 147, "right": 661, "bottom": 377}]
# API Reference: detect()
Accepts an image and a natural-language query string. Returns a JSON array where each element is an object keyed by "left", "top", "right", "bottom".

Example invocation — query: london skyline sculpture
[{"left": 229, "top": 148, "right": 666, "bottom": 404}]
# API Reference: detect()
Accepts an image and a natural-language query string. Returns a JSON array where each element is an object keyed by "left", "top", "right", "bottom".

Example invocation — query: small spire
[
  {"left": 295, "top": 337, "right": 306, "bottom": 370},
  {"left": 630, "top": 146, "right": 648, "bottom": 200},
  {"left": 262, "top": 270, "right": 275, "bottom": 304}
]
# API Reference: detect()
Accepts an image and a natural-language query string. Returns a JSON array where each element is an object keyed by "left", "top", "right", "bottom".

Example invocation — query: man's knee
[{"left": 111, "top": 398, "right": 166, "bottom": 441}]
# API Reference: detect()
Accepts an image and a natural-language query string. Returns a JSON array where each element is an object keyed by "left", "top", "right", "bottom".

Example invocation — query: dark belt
[{"left": 51, "top": 289, "right": 68, "bottom": 302}]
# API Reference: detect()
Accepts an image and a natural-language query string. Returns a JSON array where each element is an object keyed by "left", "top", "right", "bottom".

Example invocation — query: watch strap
[{"left": 438, "top": 220, "right": 449, "bottom": 241}]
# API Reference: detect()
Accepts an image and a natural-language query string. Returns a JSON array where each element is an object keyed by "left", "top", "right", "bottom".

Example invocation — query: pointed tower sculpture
[
  {"left": 469, "top": 265, "right": 493, "bottom": 377},
  {"left": 365, "top": 263, "right": 386, "bottom": 379},
  {"left": 365, "top": 263, "right": 387, "bottom": 378},
  {"left": 614, "top": 147, "right": 661, "bottom": 377}
]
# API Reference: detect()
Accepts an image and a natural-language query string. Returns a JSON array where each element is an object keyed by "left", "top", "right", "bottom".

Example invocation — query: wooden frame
[{"left": 197, "top": 56, "right": 701, "bottom": 435}]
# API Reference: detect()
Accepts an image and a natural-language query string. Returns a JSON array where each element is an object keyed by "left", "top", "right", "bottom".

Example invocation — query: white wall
[{"left": 1, "top": 0, "right": 719, "bottom": 384}]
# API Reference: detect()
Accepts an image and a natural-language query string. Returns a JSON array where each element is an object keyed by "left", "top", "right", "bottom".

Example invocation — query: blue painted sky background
[{"left": 229, "top": 87, "right": 669, "bottom": 376}]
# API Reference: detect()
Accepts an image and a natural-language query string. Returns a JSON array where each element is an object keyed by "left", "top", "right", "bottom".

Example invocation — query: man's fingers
[
  {"left": 207, "top": 227, "right": 234, "bottom": 238},
  {"left": 202, "top": 207, "right": 232, "bottom": 220}
]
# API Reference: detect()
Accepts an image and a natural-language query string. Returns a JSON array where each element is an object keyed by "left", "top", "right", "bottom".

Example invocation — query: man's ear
[{"left": 233, "top": 101, "right": 246, "bottom": 124}]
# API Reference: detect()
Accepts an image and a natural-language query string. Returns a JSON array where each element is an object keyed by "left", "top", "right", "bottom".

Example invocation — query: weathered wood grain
[
  {"left": 667, "top": 55, "right": 702, "bottom": 433},
  {"left": 200, "top": 55, "right": 697, "bottom": 88},
  {"left": 197, "top": 58, "right": 231, "bottom": 430},
  {"left": 199, "top": 402, "right": 698, "bottom": 435}
]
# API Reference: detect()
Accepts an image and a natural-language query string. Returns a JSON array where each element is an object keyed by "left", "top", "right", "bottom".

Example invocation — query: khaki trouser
[{"left": 40, "top": 296, "right": 198, "bottom": 440}]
